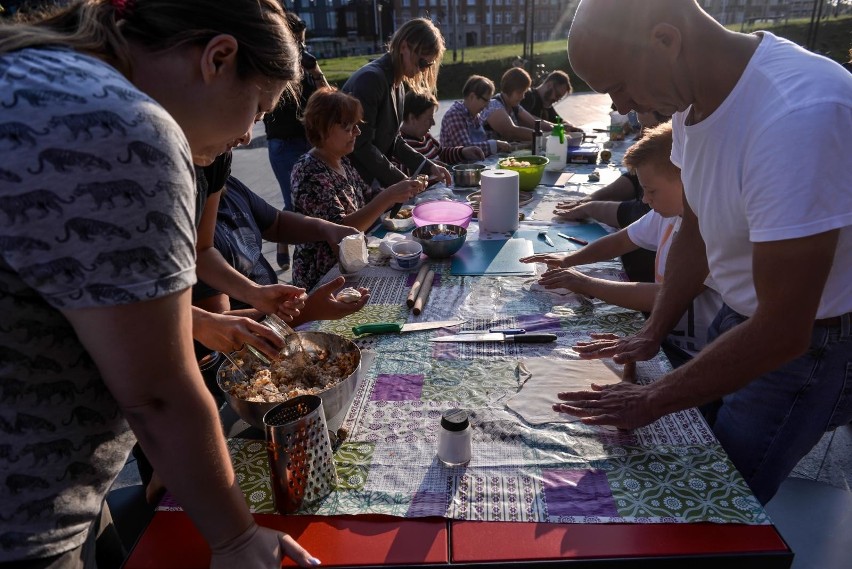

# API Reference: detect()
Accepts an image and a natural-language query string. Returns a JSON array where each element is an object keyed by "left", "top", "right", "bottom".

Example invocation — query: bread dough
[
  {"left": 335, "top": 287, "right": 362, "bottom": 303},
  {"left": 506, "top": 358, "right": 622, "bottom": 425}
]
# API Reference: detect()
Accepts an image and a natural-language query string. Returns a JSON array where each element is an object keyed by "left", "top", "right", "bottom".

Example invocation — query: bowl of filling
[
  {"left": 380, "top": 206, "right": 415, "bottom": 231},
  {"left": 412, "top": 223, "right": 467, "bottom": 259},
  {"left": 497, "top": 155, "right": 549, "bottom": 191},
  {"left": 218, "top": 332, "right": 361, "bottom": 430}
]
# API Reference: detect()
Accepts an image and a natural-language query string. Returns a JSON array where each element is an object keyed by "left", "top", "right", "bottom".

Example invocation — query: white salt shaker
[{"left": 437, "top": 408, "right": 472, "bottom": 466}]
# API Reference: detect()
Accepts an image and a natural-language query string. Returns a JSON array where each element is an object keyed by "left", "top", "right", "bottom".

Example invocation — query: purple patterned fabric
[
  {"left": 371, "top": 374, "right": 424, "bottom": 401},
  {"left": 515, "top": 314, "right": 562, "bottom": 333},
  {"left": 408, "top": 490, "right": 449, "bottom": 517},
  {"left": 541, "top": 469, "right": 619, "bottom": 518}
]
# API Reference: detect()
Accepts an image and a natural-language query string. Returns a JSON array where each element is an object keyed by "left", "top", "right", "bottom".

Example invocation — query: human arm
[
  {"left": 62, "top": 290, "right": 317, "bottom": 567},
  {"left": 290, "top": 276, "right": 370, "bottom": 326},
  {"left": 516, "top": 102, "right": 554, "bottom": 131},
  {"left": 439, "top": 142, "right": 486, "bottom": 164},
  {"left": 340, "top": 178, "right": 424, "bottom": 232},
  {"left": 553, "top": 201, "right": 623, "bottom": 227},
  {"left": 555, "top": 228, "right": 840, "bottom": 429},
  {"left": 538, "top": 268, "right": 660, "bottom": 312},
  {"left": 521, "top": 228, "right": 637, "bottom": 268},
  {"left": 192, "top": 305, "right": 285, "bottom": 358},
  {"left": 484, "top": 107, "right": 535, "bottom": 142},
  {"left": 573, "top": 202, "right": 707, "bottom": 362},
  {"left": 261, "top": 210, "right": 359, "bottom": 252},
  {"left": 198, "top": 276, "right": 370, "bottom": 327},
  {"left": 195, "top": 191, "right": 307, "bottom": 321}
]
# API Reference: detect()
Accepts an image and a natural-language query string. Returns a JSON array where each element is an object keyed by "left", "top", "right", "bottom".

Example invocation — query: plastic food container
[{"left": 412, "top": 200, "right": 474, "bottom": 228}]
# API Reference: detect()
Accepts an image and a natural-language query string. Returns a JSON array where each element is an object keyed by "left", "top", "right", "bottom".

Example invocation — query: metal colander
[{"left": 263, "top": 395, "right": 337, "bottom": 514}]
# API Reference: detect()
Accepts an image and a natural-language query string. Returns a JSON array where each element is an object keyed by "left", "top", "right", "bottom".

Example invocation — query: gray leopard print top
[{"left": 0, "top": 48, "right": 196, "bottom": 561}]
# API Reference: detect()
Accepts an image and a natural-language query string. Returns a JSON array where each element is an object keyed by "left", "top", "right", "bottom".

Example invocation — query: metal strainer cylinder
[{"left": 263, "top": 395, "right": 337, "bottom": 514}]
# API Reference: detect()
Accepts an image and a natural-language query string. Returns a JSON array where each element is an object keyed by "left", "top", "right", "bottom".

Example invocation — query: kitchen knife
[
  {"left": 458, "top": 328, "right": 525, "bottom": 335},
  {"left": 352, "top": 319, "right": 465, "bottom": 336},
  {"left": 430, "top": 332, "right": 557, "bottom": 343}
]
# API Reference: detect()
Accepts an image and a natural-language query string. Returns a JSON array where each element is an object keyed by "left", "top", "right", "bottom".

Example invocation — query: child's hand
[{"left": 519, "top": 253, "right": 570, "bottom": 268}]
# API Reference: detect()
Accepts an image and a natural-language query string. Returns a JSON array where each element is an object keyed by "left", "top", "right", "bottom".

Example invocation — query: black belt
[{"left": 814, "top": 313, "right": 850, "bottom": 328}]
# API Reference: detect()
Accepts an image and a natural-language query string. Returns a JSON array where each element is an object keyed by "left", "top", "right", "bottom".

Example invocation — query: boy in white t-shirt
[{"left": 522, "top": 123, "right": 722, "bottom": 367}]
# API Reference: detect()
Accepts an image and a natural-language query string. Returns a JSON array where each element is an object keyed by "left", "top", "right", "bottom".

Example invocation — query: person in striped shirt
[{"left": 399, "top": 90, "right": 485, "bottom": 170}]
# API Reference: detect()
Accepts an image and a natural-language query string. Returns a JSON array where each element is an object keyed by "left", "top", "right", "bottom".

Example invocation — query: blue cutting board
[
  {"left": 513, "top": 224, "right": 610, "bottom": 254},
  {"left": 450, "top": 238, "right": 536, "bottom": 276}
]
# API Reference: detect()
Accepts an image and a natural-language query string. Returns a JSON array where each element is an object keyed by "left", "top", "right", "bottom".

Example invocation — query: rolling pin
[
  {"left": 406, "top": 264, "right": 430, "bottom": 308},
  {"left": 412, "top": 269, "right": 435, "bottom": 316}
]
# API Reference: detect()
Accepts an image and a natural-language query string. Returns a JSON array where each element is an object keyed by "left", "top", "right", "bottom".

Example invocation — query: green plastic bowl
[{"left": 497, "top": 155, "right": 550, "bottom": 191}]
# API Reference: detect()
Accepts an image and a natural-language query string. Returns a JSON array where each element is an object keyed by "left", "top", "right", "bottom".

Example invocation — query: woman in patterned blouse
[{"left": 291, "top": 87, "right": 425, "bottom": 290}]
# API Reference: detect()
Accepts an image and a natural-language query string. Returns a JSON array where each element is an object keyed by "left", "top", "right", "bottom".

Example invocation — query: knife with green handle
[{"left": 352, "top": 319, "right": 465, "bottom": 336}]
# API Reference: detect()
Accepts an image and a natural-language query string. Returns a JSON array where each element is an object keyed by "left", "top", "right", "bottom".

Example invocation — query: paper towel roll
[{"left": 479, "top": 169, "right": 519, "bottom": 233}]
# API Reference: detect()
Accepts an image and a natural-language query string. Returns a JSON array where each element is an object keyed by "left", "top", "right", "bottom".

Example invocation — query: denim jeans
[
  {"left": 267, "top": 137, "right": 311, "bottom": 212},
  {"left": 702, "top": 304, "right": 852, "bottom": 504}
]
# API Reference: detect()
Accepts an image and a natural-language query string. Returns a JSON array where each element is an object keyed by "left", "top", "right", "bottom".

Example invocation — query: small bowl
[
  {"left": 412, "top": 200, "right": 474, "bottom": 228},
  {"left": 412, "top": 224, "right": 467, "bottom": 259},
  {"left": 390, "top": 240, "right": 423, "bottom": 269},
  {"left": 497, "top": 155, "right": 549, "bottom": 191},
  {"left": 452, "top": 163, "right": 486, "bottom": 188},
  {"left": 381, "top": 206, "right": 415, "bottom": 231}
]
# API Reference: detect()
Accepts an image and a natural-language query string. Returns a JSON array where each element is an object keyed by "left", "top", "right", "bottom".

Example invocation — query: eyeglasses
[
  {"left": 339, "top": 121, "right": 364, "bottom": 134},
  {"left": 417, "top": 57, "right": 435, "bottom": 70},
  {"left": 477, "top": 95, "right": 490, "bottom": 103}
]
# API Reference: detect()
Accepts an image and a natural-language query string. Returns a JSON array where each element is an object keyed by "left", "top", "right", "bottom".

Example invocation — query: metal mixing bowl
[
  {"left": 217, "top": 332, "right": 361, "bottom": 430},
  {"left": 452, "top": 163, "right": 486, "bottom": 187},
  {"left": 412, "top": 224, "right": 467, "bottom": 259}
]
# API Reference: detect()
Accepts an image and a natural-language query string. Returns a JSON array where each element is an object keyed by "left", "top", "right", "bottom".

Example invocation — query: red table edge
[
  {"left": 123, "top": 511, "right": 449, "bottom": 568},
  {"left": 124, "top": 511, "right": 791, "bottom": 568},
  {"left": 450, "top": 520, "right": 791, "bottom": 564}
]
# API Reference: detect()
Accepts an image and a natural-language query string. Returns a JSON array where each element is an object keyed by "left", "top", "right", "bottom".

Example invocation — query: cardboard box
[{"left": 567, "top": 143, "right": 600, "bottom": 164}]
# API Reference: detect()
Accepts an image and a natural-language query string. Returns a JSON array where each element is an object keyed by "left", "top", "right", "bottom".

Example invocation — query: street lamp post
[
  {"left": 373, "top": 0, "right": 380, "bottom": 52},
  {"left": 452, "top": 0, "right": 458, "bottom": 62}
]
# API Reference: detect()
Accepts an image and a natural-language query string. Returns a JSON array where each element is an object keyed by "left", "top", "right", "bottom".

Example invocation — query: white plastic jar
[{"left": 437, "top": 408, "right": 472, "bottom": 466}]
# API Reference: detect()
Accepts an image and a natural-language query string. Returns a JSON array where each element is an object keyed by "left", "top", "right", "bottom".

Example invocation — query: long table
[{"left": 124, "top": 141, "right": 793, "bottom": 568}]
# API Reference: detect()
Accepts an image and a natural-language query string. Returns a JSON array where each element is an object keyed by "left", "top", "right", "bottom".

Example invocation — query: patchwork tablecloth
[{"left": 161, "top": 148, "right": 768, "bottom": 525}]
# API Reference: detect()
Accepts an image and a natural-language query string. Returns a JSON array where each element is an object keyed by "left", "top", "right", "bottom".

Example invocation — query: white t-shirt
[
  {"left": 671, "top": 32, "right": 852, "bottom": 318},
  {"left": 627, "top": 211, "right": 723, "bottom": 356}
]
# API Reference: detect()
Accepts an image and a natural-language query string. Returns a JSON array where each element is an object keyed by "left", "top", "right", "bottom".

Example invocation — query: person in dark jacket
[
  {"left": 342, "top": 18, "right": 451, "bottom": 190},
  {"left": 264, "top": 12, "right": 329, "bottom": 269}
]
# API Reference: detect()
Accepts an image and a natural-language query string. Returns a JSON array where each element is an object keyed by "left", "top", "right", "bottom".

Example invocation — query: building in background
[{"left": 281, "top": 0, "right": 850, "bottom": 58}]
